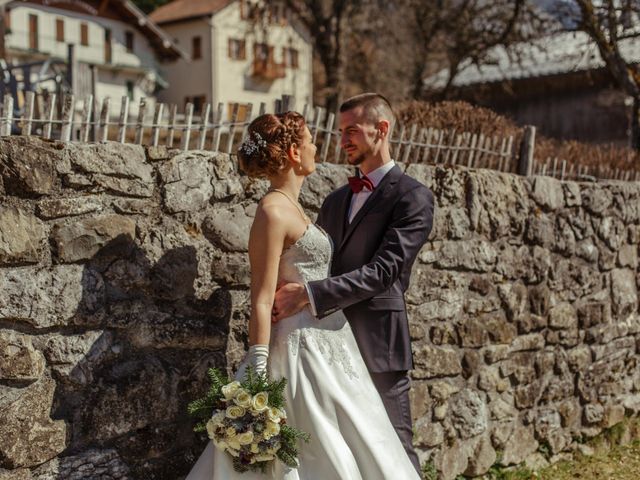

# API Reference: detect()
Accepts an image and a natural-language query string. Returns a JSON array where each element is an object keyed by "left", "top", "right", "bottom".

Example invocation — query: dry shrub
[
  {"left": 396, "top": 100, "right": 640, "bottom": 175},
  {"left": 396, "top": 100, "right": 521, "bottom": 138},
  {"left": 535, "top": 137, "right": 640, "bottom": 172}
]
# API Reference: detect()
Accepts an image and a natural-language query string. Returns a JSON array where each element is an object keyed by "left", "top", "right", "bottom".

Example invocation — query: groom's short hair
[{"left": 340, "top": 93, "right": 395, "bottom": 131}]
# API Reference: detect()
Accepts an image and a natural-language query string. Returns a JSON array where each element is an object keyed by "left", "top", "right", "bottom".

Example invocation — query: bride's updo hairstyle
[{"left": 238, "top": 111, "right": 306, "bottom": 178}]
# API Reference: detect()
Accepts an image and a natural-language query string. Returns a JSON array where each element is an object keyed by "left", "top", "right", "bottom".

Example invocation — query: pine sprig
[
  {"left": 188, "top": 368, "right": 229, "bottom": 431},
  {"left": 277, "top": 424, "right": 311, "bottom": 467}
]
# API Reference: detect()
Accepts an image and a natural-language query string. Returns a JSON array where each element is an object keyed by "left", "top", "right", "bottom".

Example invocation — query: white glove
[{"left": 235, "top": 344, "right": 269, "bottom": 381}]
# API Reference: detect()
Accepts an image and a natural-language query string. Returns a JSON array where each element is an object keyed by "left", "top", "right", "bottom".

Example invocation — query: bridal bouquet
[{"left": 188, "top": 367, "right": 310, "bottom": 473}]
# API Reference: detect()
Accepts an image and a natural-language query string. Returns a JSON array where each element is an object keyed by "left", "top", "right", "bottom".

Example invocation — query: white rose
[
  {"left": 211, "top": 411, "right": 226, "bottom": 426},
  {"left": 226, "top": 405, "right": 246, "bottom": 419},
  {"left": 250, "top": 443, "right": 260, "bottom": 454},
  {"left": 251, "top": 392, "right": 269, "bottom": 412},
  {"left": 236, "top": 431, "right": 254, "bottom": 445},
  {"left": 227, "top": 438, "right": 241, "bottom": 451},
  {"left": 227, "top": 447, "right": 241, "bottom": 457},
  {"left": 266, "top": 421, "right": 280, "bottom": 436},
  {"left": 206, "top": 419, "right": 216, "bottom": 439},
  {"left": 221, "top": 381, "right": 241, "bottom": 400},
  {"left": 267, "top": 407, "right": 282, "bottom": 423},
  {"left": 225, "top": 426, "right": 237, "bottom": 438},
  {"left": 234, "top": 389, "right": 252, "bottom": 408},
  {"left": 263, "top": 421, "right": 281, "bottom": 439}
]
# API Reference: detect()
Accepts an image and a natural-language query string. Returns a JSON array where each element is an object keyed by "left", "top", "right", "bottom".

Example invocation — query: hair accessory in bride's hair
[{"left": 239, "top": 131, "right": 268, "bottom": 156}]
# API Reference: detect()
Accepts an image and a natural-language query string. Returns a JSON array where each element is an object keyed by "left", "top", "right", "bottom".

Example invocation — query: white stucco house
[
  {"left": 149, "top": 0, "right": 313, "bottom": 118},
  {"left": 2, "top": 0, "right": 186, "bottom": 112}
]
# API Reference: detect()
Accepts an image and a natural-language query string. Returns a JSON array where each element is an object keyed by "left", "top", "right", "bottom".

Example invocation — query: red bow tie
[{"left": 348, "top": 175, "right": 374, "bottom": 193}]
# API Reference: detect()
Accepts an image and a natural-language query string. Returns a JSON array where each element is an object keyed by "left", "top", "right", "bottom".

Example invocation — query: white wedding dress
[{"left": 186, "top": 224, "right": 420, "bottom": 480}]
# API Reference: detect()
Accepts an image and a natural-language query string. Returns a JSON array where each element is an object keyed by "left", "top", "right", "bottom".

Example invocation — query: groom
[{"left": 272, "top": 93, "right": 434, "bottom": 473}]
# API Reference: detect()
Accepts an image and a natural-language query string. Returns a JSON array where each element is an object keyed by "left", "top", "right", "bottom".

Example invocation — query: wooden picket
[{"left": 0, "top": 89, "right": 637, "bottom": 183}]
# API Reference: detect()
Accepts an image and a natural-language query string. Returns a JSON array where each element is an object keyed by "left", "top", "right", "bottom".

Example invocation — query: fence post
[
  {"left": 151, "top": 102, "right": 164, "bottom": 147},
  {"left": 1, "top": 93, "right": 13, "bottom": 136},
  {"left": 117, "top": 96, "right": 129, "bottom": 143},
  {"left": 79, "top": 95, "right": 93, "bottom": 142},
  {"left": 60, "top": 94, "right": 75, "bottom": 141},
  {"left": 281, "top": 94, "right": 294, "bottom": 112},
  {"left": 181, "top": 102, "right": 194, "bottom": 151},
  {"left": 21, "top": 91, "right": 35, "bottom": 136},
  {"left": 43, "top": 93, "right": 56, "bottom": 139},
  {"left": 134, "top": 97, "right": 147, "bottom": 144},
  {"left": 517, "top": 125, "right": 536, "bottom": 176},
  {"left": 99, "top": 97, "right": 110, "bottom": 142}
]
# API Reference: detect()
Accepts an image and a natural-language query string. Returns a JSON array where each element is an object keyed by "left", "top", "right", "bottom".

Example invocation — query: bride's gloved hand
[{"left": 234, "top": 344, "right": 269, "bottom": 381}]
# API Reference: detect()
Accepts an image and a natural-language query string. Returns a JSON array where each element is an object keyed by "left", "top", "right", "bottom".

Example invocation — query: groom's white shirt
[{"left": 306, "top": 160, "right": 396, "bottom": 316}]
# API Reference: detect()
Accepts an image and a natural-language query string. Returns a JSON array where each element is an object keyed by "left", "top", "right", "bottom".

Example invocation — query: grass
[
  {"left": 476, "top": 418, "right": 640, "bottom": 480},
  {"left": 535, "top": 439, "right": 640, "bottom": 480},
  {"left": 424, "top": 442, "right": 640, "bottom": 479}
]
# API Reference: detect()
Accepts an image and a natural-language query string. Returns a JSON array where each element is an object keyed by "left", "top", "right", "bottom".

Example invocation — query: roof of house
[
  {"left": 149, "top": 0, "right": 233, "bottom": 25},
  {"left": 424, "top": 30, "right": 640, "bottom": 90}
]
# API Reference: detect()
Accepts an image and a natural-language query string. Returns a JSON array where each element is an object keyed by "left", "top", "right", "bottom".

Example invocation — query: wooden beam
[{"left": 98, "top": 0, "right": 110, "bottom": 15}]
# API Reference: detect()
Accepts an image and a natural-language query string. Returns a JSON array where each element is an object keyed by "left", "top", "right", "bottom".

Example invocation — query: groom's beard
[
  {"left": 347, "top": 152, "right": 365, "bottom": 166},
  {"left": 345, "top": 145, "right": 372, "bottom": 166}
]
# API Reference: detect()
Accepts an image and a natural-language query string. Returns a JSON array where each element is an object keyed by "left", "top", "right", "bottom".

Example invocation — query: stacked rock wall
[{"left": 0, "top": 137, "right": 638, "bottom": 479}]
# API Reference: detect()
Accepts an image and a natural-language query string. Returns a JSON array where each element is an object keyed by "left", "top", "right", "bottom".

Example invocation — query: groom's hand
[{"left": 272, "top": 283, "right": 309, "bottom": 322}]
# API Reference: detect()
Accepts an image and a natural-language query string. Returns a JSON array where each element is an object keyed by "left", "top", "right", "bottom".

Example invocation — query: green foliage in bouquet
[
  {"left": 187, "top": 367, "right": 230, "bottom": 433},
  {"left": 188, "top": 366, "right": 310, "bottom": 473}
]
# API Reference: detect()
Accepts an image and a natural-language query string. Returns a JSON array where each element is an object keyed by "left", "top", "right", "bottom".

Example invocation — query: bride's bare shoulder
[{"left": 250, "top": 196, "right": 292, "bottom": 238}]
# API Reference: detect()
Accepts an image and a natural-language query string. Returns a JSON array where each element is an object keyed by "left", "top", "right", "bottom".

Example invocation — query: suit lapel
[
  {"left": 331, "top": 186, "right": 353, "bottom": 249},
  {"left": 338, "top": 165, "right": 402, "bottom": 252}
]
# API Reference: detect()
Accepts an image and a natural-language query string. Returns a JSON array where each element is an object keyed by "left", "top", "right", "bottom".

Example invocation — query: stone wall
[{"left": 0, "top": 137, "right": 638, "bottom": 480}]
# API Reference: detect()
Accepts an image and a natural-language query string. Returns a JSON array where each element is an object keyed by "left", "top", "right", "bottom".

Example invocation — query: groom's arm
[{"left": 308, "top": 185, "right": 434, "bottom": 319}]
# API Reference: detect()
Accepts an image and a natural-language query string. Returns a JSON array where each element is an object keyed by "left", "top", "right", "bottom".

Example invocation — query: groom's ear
[{"left": 377, "top": 120, "right": 390, "bottom": 139}]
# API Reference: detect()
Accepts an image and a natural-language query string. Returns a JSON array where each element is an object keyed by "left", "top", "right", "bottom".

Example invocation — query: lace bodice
[
  {"left": 278, "top": 224, "right": 332, "bottom": 284},
  {"left": 272, "top": 223, "right": 358, "bottom": 379}
]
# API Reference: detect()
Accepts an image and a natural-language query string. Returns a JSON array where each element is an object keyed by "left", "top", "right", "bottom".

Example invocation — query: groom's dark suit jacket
[{"left": 309, "top": 165, "right": 434, "bottom": 373}]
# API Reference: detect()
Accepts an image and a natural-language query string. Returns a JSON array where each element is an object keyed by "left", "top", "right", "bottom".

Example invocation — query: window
[
  {"left": 80, "top": 22, "right": 88, "bottom": 46},
  {"left": 56, "top": 18, "right": 64, "bottom": 42},
  {"left": 126, "top": 80, "right": 134, "bottom": 100},
  {"left": 28, "top": 14, "right": 38, "bottom": 50},
  {"left": 270, "top": 3, "right": 284, "bottom": 24},
  {"left": 185, "top": 95, "right": 206, "bottom": 114},
  {"left": 192, "top": 36, "right": 202, "bottom": 60},
  {"left": 104, "top": 28, "right": 112, "bottom": 63},
  {"left": 284, "top": 47, "right": 299, "bottom": 68},
  {"left": 125, "top": 31, "right": 134, "bottom": 53},
  {"left": 228, "top": 38, "right": 246, "bottom": 60},
  {"left": 254, "top": 42, "right": 269, "bottom": 62}
]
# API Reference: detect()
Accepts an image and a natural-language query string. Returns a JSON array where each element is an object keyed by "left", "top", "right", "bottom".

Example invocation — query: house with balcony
[
  {"left": 149, "top": 0, "right": 312, "bottom": 117},
  {"left": 2, "top": 0, "right": 186, "bottom": 113}
]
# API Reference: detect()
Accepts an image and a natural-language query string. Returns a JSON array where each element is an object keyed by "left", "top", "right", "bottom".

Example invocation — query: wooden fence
[{"left": 0, "top": 90, "right": 638, "bottom": 182}]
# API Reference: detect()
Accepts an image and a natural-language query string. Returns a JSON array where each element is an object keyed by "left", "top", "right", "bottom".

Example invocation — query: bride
[{"left": 186, "top": 111, "right": 420, "bottom": 480}]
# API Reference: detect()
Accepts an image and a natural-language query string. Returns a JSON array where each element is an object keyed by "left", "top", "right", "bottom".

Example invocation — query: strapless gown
[{"left": 185, "top": 224, "right": 420, "bottom": 480}]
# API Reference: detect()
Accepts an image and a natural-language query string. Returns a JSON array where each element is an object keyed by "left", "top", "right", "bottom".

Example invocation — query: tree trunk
[
  {"left": 632, "top": 96, "right": 640, "bottom": 151},
  {"left": 324, "top": 63, "right": 342, "bottom": 113},
  {"left": 411, "top": 56, "right": 427, "bottom": 99}
]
